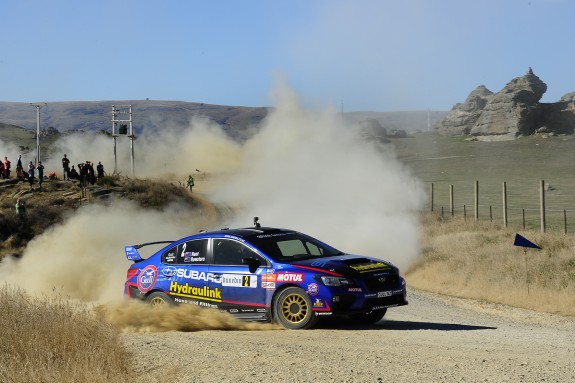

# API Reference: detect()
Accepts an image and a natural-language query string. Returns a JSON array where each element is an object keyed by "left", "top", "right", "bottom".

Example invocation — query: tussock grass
[
  {"left": 0, "top": 286, "right": 136, "bottom": 383},
  {"left": 407, "top": 214, "right": 575, "bottom": 316}
]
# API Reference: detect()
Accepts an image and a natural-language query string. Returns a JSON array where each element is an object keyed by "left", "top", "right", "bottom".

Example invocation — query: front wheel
[
  {"left": 273, "top": 287, "right": 318, "bottom": 329},
  {"left": 348, "top": 308, "right": 387, "bottom": 324},
  {"left": 146, "top": 291, "right": 174, "bottom": 306}
]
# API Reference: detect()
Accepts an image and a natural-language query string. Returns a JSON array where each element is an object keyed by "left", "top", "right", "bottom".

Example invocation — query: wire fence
[{"left": 428, "top": 180, "right": 575, "bottom": 234}]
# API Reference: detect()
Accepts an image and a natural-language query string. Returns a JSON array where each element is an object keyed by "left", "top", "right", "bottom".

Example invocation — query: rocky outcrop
[
  {"left": 435, "top": 69, "right": 575, "bottom": 138},
  {"left": 435, "top": 85, "right": 493, "bottom": 135}
]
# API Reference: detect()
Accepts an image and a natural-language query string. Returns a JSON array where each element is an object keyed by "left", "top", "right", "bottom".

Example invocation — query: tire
[
  {"left": 348, "top": 308, "right": 387, "bottom": 324},
  {"left": 273, "top": 287, "right": 318, "bottom": 330},
  {"left": 145, "top": 291, "right": 174, "bottom": 306}
]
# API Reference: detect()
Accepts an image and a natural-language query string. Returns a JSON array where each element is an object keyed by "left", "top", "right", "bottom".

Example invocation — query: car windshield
[{"left": 248, "top": 232, "right": 343, "bottom": 262}]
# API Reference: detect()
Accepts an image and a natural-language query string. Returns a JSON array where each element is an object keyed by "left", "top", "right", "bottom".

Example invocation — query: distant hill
[{"left": 0, "top": 100, "right": 447, "bottom": 140}]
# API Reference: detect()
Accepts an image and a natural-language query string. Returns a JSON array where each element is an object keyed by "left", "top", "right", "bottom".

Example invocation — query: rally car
[{"left": 124, "top": 219, "right": 408, "bottom": 329}]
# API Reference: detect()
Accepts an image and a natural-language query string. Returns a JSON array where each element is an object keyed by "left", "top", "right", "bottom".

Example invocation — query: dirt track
[{"left": 121, "top": 289, "right": 575, "bottom": 383}]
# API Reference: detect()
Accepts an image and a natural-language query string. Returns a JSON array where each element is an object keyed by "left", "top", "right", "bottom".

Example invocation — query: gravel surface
[{"left": 121, "top": 289, "right": 575, "bottom": 383}]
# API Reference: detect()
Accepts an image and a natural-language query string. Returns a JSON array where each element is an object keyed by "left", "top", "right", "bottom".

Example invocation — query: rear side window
[{"left": 162, "top": 239, "right": 207, "bottom": 264}]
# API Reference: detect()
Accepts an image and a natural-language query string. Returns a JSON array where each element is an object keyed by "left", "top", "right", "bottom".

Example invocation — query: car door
[
  {"left": 159, "top": 238, "right": 219, "bottom": 308},
  {"left": 208, "top": 238, "right": 270, "bottom": 318}
]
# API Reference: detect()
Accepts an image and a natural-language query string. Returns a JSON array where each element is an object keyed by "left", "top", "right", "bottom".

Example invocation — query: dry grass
[
  {"left": 0, "top": 286, "right": 137, "bottom": 383},
  {"left": 406, "top": 213, "right": 575, "bottom": 316}
]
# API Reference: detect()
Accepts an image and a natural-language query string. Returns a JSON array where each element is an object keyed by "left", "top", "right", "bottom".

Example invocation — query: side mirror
[{"left": 242, "top": 257, "right": 261, "bottom": 273}]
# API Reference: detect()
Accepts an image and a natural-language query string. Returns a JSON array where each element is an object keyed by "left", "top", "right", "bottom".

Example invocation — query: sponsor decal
[
  {"left": 276, "top": 273, "right": 304, "bottom": 282},
  {"left": 174, "top": 297, "right": 217, "bottom": 308},
  {"left": 307, "top": 283, "right": 319, "bottom": 296},
  {"left": 221, "top": 274, "right": 257, "bottom": 288},
  {"left": 137, "top": 265, "right": 157, "bottom": 292},
  {"left": 349, "top": 262, "right": 391, "bottom": 273},
  {"left": 315, "top": 312, "right": 333, "bottom": 316},
  {"left": 162, "top": 266, "right": 177, "bottom": 277},
  {"left": 175, "top": 269, "right": 220, "bottom": 282},
  {"left": 165, "top": 253, "right": 176, "bottom": 262},
  {"left": 183, "top": 251, "right": 205, "bottom": 263},
  {"left": 169, "top": 281, "right": 222, "bottom": 302},
  {"left": 261, "top": 273, "right": 277, "bottom": 282},
  {"left": 261, "top": 282, "right": 276, "bottom": 289},
  {"left": 313, "top": 298, "right": 324, "bottom": 308},
  {"left": 310, "top": 260, "right": 328, "bottom": 268},
  {"left": 377, "top": 290, "right": 392, "bottom": 298},
  {"left": 125, "top": 247, "right": 139, "bottom": 260},
  {"left": 348, "top": 287, "right": 363, "bottom": 293},
  {"left": 229, "top": 309, "right": 239, "bottom": 313},
  {"left": 256, "top": 308, "right": 267, "bottom": 313}
]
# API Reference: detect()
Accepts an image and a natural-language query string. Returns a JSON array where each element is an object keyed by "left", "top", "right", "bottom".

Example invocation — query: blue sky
[{"left": 1, "top": 0, "right": 573, "bottom": 112}]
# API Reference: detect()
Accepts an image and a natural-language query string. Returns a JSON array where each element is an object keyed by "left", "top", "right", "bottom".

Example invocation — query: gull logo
[
  {"left": 138, "top": 265, "right": 157, "bottom": 292},
  {"left": 378, "top": 276, "right": 387, "bottom": 283}
]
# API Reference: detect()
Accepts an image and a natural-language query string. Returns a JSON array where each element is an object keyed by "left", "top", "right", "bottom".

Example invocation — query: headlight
[{"left": 319, "top": 276, "right": 353, "bottom": 286}]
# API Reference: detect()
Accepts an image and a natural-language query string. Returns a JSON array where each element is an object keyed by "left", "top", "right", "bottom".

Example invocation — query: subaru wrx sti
[{"left": 124, "top": 220, "right": 408, "bottom": 329}]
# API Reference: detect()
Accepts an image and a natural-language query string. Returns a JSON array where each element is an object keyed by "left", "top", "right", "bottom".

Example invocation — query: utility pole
[
  {"left": 111, "top": 104, "right": 135, "bottom": 177},
  {"left": 29, "top": 103, "right": 47, "bottom": 165}
]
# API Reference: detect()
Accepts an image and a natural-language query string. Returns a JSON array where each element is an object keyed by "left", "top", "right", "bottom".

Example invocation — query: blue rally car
[{"left": 124, "top": 219, "right": 408, "bottom": 329}]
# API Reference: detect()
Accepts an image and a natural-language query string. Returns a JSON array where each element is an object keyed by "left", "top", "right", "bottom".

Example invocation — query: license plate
[{"left": 377, "top": 290, "right": 392, "bottom": 298}]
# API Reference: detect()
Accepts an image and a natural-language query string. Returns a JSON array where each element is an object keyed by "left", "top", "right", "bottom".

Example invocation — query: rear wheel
[
  {"left": 273, "top": 287, "right": 318, "bottom": 329},
  {"left": 146, "top": 291, "right": 174, "bottom": 306},
  {"left": 348, "top": 308, "right": 387, "bottom": 324}
]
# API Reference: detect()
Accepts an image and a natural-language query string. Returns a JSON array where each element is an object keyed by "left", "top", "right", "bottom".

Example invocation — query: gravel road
[{"left": 121, "top": 289, "right": 575, "bottom": 383}]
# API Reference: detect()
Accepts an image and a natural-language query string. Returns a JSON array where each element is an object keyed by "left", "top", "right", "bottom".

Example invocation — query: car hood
[{"left": 291, "top": 254, "right": 399, "bottom": 277}]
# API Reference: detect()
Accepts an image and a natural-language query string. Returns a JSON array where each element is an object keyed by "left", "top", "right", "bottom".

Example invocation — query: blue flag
[{"left": 513, "top": 234, "right": 542, "bottom": 250}]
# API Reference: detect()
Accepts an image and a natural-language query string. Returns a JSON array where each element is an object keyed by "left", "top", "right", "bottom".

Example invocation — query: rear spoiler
[{"left": 124, "top": 241, "right": 174, "bottom": 263}]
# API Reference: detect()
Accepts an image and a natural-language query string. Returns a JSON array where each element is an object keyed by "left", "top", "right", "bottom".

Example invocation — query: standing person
[
  {"left": 0, "top": 160, "right": 4, "bottom": 179},
  {"left": 27, "top": 161, "right": 35, "bottom": 191},
  {"left": 96, "top": 161, "right": 104, "bottom": 181},
  {"left": 3, "top": 156, "right": 10, "bottom": 179},
  {"left": 62, "top": 154, "right": 70, "bottom": 180},
  {"left": 187, "top": 175, "right": 194, "bottom": 192},
  {"left": 16, "top": 155, "right": 24, "bottom": 179},
  {"left": 37, "top": 160, "right": 45, "bottom": 190}
]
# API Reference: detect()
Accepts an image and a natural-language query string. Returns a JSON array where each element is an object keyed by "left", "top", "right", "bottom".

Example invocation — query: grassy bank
[
  {"left": 0, "top": 286, "right": 136, "bottom": 383},
  {"left": 406, "top": 214, "right": 575, "bottom": 316}
]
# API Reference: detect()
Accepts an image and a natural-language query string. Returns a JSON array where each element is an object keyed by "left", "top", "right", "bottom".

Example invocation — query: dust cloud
[
  {"left": 97, "top": 300, "right": 279, "bottom": 332},
  {"left": 1, "top": 82, "right": 425, "bottom": 331},
  {"left": 213, "top": 84, "right": 426, "bottom": 270}
]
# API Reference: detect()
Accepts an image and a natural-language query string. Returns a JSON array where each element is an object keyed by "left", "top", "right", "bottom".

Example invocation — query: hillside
[
  {"left": 0, "top": 175, "right": 203, "bottom": 259},
  {"left": 0, "top": 100, "right": 447, "bottom": 140}
]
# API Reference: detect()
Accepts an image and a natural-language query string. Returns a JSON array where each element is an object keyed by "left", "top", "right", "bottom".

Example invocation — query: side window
[
  {"left": 162, "top": 239, "right": 207, "bottom": 264},
  {"left": 277, "top": 239, "right": 307, "bottom": 258},
  {"left": 213, "top": 239, "right": 263, "bottom": 266},
  {"left": 306, "top": 242, "right": 322, "bottom": 255}
]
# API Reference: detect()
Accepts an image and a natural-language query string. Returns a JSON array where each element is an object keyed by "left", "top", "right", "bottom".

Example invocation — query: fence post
[
  {"left": 463, "top": 205, "right": 467, "bottom": 220},
  {"left": 490, "top": 205, "right": 493, "bottom": 222},
  {"left": 540, "top": 180, "right": 546, "bottom": 233},
  {"left": 564, "top": 210, "right": 567, "bottom": 235},
  {"left": 523, "top": 209, "right": 526, "bottom": 230},
  {"left": 474, "top": 180, "right": 479, "bottom": 221},
  {"left": 430, "top": 183, "right": 434, "bottom": 212},
  {"left": 502, "top": 181, "right": 508, "bottom": 228},
  {"left": 450, "top": 185, "right": 454, "bottom": 217}
]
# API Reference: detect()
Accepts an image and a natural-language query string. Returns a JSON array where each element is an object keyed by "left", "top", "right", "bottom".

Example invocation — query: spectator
[
  {"left": 62, "top": 154, "right": 70, "bottom": 180},
  {"left": 0, "top": 160, "right": 4, "bottom": 179},
  {"left": 15, "top": 199, "right": 26, "bottom": 215},
  {"left": 187, "top": 175, "right": 194, "bottom": 192},
  {"left": 3, "top": 156, "right": 10, "bottom": 179},
  {"left": 16, "top": 155, "right": 24, "bottom": 179},
  {"left": 37, "top": 160, "right": 45, "bottom": 190},
  {"left": 68, "top": 165, "right": 79, "bottom": 180},
  {"left": 27, "top": 161, "right": 35, "bottom": 191},
  {"left": 96, "top": 161, "right": 104, "bottom": 180}
]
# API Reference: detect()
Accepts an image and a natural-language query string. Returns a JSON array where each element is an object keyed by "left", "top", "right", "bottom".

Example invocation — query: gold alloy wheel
[
  {"left": 280, "top": 292, "right": 309, "bottom": 324},
  {"left": 148, "top": 296, "right": 167, "bottom": 306}
]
